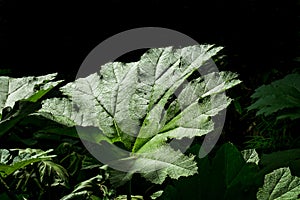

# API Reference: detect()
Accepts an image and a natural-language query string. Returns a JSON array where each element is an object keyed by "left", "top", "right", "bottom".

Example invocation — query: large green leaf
[
  {"left": 39, "top": 45, "right": 241, "bottom": 184},
  {"left": 257, "top": 167, "right": 300, "bottom": 200},
  {"left": 158, "top": 143, "right": 262, "bottom": 200}
]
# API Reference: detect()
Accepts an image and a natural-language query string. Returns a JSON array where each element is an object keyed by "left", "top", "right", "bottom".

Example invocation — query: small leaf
[
  {"left": 241, "top": 149, "right": 259, "bottom": 165},
  {"left": 150, "top": 190, "right": 163, "bottom": 199}
]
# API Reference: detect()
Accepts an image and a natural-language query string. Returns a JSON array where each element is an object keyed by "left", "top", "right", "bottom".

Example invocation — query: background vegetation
[{"left": 0, "top": 0, "right": 299, "bottom": 199}]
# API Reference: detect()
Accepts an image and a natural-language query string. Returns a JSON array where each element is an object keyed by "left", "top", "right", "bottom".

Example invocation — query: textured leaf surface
[
  {"left": 0, "top": 73, "right": 61, "bottom": 115},
  {"left": 39, "top": 45, "right": 240, "bottom": 184},
  {"left": 257, "top": 167, "right": 300, "bottom": 200},
  {"left": 134, "top": 145, "right": 197, "bottom": 184}
]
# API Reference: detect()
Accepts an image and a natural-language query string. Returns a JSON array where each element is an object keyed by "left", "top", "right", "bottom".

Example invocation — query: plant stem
[{"left": 127, "top": 180, "right": 132, "bottom": 200}]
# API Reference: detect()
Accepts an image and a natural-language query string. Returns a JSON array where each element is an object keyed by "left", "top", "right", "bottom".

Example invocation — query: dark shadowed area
[{"left": 0, "top": 0, "right": 298, "bottom": 82}]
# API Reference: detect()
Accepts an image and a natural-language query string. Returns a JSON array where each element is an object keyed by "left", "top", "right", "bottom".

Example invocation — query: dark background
[{"left": 0, "top": 0, "right": 298, "bottom": 82}]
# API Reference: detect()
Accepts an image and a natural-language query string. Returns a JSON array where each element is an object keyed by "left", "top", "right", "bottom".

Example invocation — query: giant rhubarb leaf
[{"left": 39, "top": 45, "right": 241, "bottom": 184}]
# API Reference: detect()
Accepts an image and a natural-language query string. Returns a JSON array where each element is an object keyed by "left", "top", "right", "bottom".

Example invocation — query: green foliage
[
  {"left": 0, "top": 148, "right": 68, "bottom": 199},
  {"left": 258, "top": 149, "right": 300, "bottom": 176},
  {"left": 38, "top": 45, "right": 241, "bottom": 186},
  {"left": 0, "top": 69, "right": 12, "bottom": 76},
  {"left": 159, "top": 143, "right": 300, "bottom": 200},
  {"left": 2, "top": 45, "right": 298, "bottom": 199},
  {"left": 61, "top": 175, "right": 115, "bottom": 200},
  {"left": 0, "top": 73, "right": 62, "bottom": 138},
  {"left": 244, "top": 130, "right": 293, "bottom": 151},
  {"left": 0, "top": 73, "right": 61, "bottom": 114},
  {"left": 248, "top": 73, "right": 300, "bottom": 120},
  {"left": 257, "top": 167, "right": 300, "bottom": 200},
  {"left": 246, "top": 73, "right": 300, "bottom": 151},
  {"left": 0, "top": 148, "right": 55, "bottom": 178},
  {"left": 0, "top": 144, "right": 115, "bottom": 200},
  {"left": 158, "top": 143, "right": 262, "bottom": 200}
]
